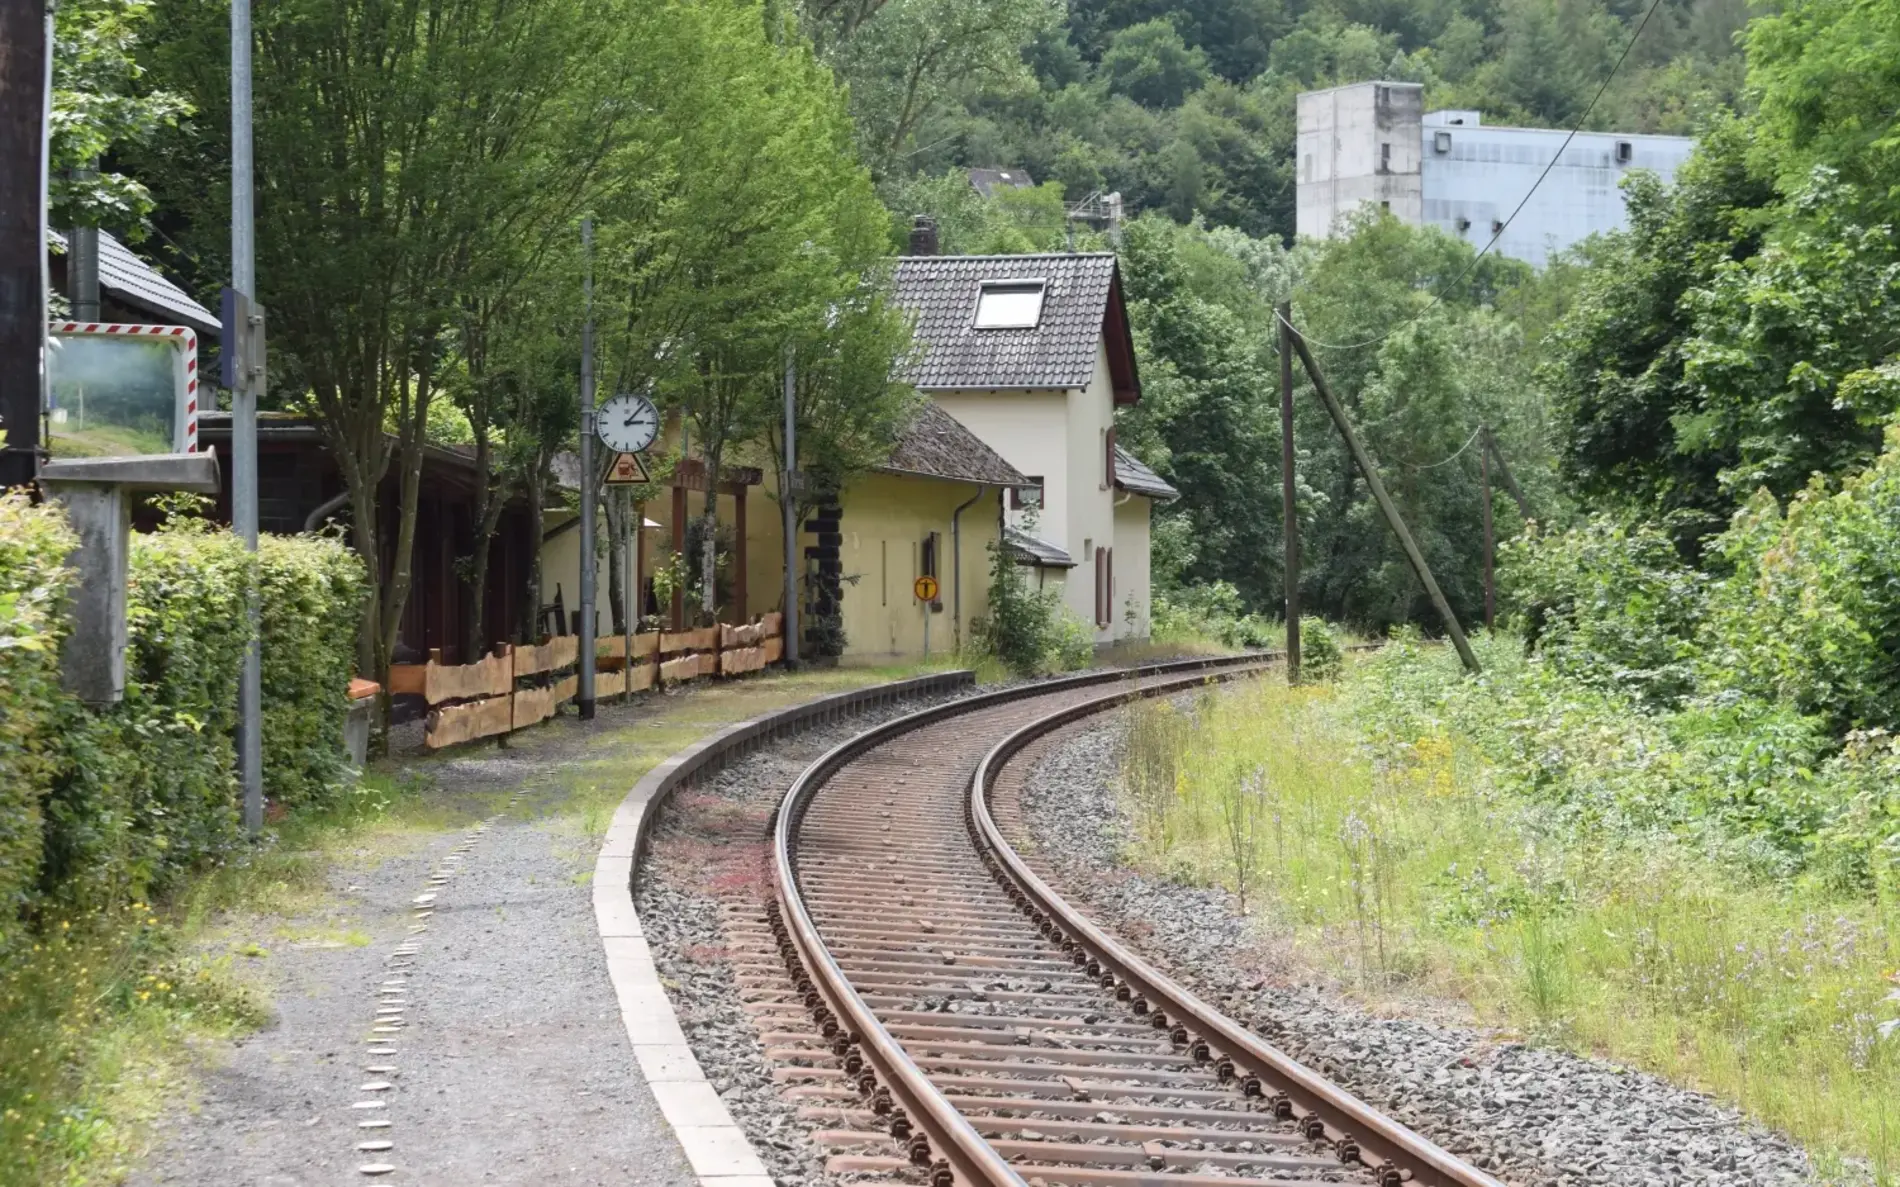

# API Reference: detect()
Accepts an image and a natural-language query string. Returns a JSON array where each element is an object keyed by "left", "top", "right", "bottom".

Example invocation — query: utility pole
[
  {"left": 70, "top": 163, "right": 98, "bottom": 320},
  {"left": 577, "top": 217, "right": 596, "bottom": 720},
  {"left": 1480, "top": 443, "right": 1495, "bottom": 631},
  {"left": 1286, "top": 322, "right": 1481, "bottom": 675},
  {"left": 1276, "top": 303, "right": 1300, "bottom": 683},
  {"left": 781, "top": 344, "right": 799, "bottom": 666},
  {"left": 1480, "top": 424, "right": 1530, "bottom": 519},
  {"left": 231, "top": 0, "right": 264, "bottom": 832},
  {"left": 1, "top": 0, "right": 53, "bottom": 489}
]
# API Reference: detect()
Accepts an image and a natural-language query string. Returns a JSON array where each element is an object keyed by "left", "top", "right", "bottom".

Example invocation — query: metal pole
[
  {"left": 71, "top": 161, "right": 99, "bottom": 321},
  {"left": 1, "top": 0, "right": 53, "bottom": 489},
  {"left": 782, "top": 345, "right": 799, "bottom": 666},
  {"left": 578, "top": 217, "right": 596, "bottom": 719},
  {"left": 1276, "top": 303, "right": 1300, "bottom": 684},
  {"left": 232, "top": 0, "right": 263, "bottom": 833},
  {"left": 1287, "top": 323, "right": 1481, "bottom": 675},
  {"left": 573, "top": 221, "right": 596, "bottom": 717},
  {"left": 622, "top": 486, "right": 633, "bottom": 703}
]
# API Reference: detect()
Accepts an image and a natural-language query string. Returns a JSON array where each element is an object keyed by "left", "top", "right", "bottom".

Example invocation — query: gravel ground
[
  {"left": 1011, "top": 716, "right": 1831, "bottom": 1187},
  {"left": 131, "top": 697, "right": 732, "bottom": 1187},
  {"left": 638, "top": 689, "right": 978, "bottom": 1187}
]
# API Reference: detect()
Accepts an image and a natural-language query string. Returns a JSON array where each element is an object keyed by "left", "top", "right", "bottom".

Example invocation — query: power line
[
  {"left": 1408, "top": 427, "right": 1482, "bottom": 470},
  {"left": 1285, "top": 0, "right": 1666, "bottom": 353}
]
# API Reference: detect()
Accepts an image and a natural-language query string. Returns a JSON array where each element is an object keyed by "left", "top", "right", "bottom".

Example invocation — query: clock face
[{"left": 598, "top": 393, "right": 659, "bottom": 454}]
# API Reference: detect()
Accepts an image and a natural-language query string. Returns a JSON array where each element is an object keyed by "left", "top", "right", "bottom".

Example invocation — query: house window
[
  {"left": 1434, "top": 130, "right": 1452, "bottom": 154},
  {"left": 1010, "top": 478, "right": 1044, "bottom": 511},
  {"left": 972, "top": 280, "right": 1047, "bottom": 329},
  {"left": 1615, "top": 140, "right": 1633, "bottom": 164},
  {"left": 1379, "top": 142, "right": 1391, "bottom": 173},
  {"left": 1375, "top": 85, "right": 1390, "bottom": 107},
  {"left": 920, "top": 531, "right": 939, "bottom": 582},
  {"left": 1103, "top": 426, "right": 1117, "bottom": 490}
]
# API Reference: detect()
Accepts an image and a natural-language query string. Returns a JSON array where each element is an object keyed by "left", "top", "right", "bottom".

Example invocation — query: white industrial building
[{"left": 1296, "top": 80, "right": 1696, "bottom": 267}]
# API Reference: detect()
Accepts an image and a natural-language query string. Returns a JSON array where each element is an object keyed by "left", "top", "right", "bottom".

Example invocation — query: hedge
[
  {"left": 1, "top": 498, "right": 366, "bottom": 933},
  {"left": 0, "top": 494, "right": 77, "bottom": 952}
]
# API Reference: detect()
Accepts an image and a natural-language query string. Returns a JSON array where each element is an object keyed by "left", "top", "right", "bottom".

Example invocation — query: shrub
[
  {"left": 1500, "top": 514, "right": 1706, "bottom": 708},
  {"left": 1698, "top": 433, "right": 1900, "bottom": 732},
  {"left": 0, "top": 493, "right": 77, "bottom": 949},
  {"left": 977, "top": 542, "right": 1067, "bottom": 675},
  {"left": 1153, "top": 581, "right": 1280, "bottom": 649},
  {"left": 1299, "top": 616, "right": 1342, "bottom": 681},
  {"left": 259, "top": 534, "right": 367, "bottom": 810}
]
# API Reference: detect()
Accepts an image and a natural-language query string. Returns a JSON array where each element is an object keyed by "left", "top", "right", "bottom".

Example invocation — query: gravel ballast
[
  {"left": 637, "top": 690, "right": 975, "bottom": 1187},
  {"left": 1009, "top": 713, "right": 1827, "bottom": 1187}
]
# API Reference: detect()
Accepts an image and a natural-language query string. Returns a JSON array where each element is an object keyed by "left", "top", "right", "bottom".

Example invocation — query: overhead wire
[
  {"left": 1281, "top": 0, "right": 1667, "bottom": 353},
  {"left": 1407, "top": 426, "right": 1483, "bottom": 470}
]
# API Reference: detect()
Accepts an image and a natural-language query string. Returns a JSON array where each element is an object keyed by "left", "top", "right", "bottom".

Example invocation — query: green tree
[
  {"left": 50, "top": 0, "right": 188, "bottom": 232},
  {"left": 1100, "top": 19, "right": 1210, "bottom": 108}
]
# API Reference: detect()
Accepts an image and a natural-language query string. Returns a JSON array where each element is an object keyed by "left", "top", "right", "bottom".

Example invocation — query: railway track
[{"left": 739, "top": 657, "right": 1504, "bottom": 1187}]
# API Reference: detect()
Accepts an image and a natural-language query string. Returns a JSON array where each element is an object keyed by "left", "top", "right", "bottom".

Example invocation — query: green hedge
[
  {"left": 3, "top": 502, "right": 366, "bottom": 928},
  {"left": 0, "top": 493, "right": 77, "bottom": 950},
  {"left": 260, "top": 534, "right": 367, "bottom": 810}
]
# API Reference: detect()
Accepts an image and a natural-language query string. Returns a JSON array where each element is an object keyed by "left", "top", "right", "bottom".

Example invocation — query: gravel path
[
  {"left": 1009, "top": 714, "right": 1830, "bottom": 1187},
  {"left": 128, "top": 685, "right": 837, "bottom": 1187}
]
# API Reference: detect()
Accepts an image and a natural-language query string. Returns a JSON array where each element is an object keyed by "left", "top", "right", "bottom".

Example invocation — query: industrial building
[{"left": 1296, "top": 80, "right": 1696, "bottom": 267}]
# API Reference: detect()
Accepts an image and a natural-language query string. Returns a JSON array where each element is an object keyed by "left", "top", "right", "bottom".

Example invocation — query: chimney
[{"left": 908, "top": 215, "right": 939, "bottom": 257}]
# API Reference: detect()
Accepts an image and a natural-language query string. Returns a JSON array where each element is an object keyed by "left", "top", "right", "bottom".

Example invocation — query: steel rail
[
  {"left": 770, "top": 654, "right": 1270, "bottom": 1187},
  {"left": 968, "top": 681, "right": 1509, "bottom": 1187}
]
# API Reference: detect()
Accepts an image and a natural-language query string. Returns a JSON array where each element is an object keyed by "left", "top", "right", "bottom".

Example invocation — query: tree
[
  {"left": 143, "top": 0, "right": 646, "bottom": 687},
  {"left": 50, "top": 0, "right": 189, "bottom": 233},
  {"left": 1100, "top": 19, "right": 1209, "bottom": 108},
  {"left": 816, "top": 0, "right": 1058, "bottom": 173}
]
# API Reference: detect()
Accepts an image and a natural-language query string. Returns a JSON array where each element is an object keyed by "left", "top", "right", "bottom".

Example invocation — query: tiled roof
[
  {"left": 891, "top": 253, "right": 1119, "bottom": 391},
  {"left": 1005, "top": 525, "right": 1075, "bottom": 568},
  {"left": 968, "top": 167, "right": 1036, "bottom": 199},
  {"left": 48, "top": 229, "right": 219, "bottom": 333},
  {"left": 881, "top": 400, "right": 1027, "bottom": 486},
  {"left": 1114, "top": 445, "right": 1178, "bottom": 501}
]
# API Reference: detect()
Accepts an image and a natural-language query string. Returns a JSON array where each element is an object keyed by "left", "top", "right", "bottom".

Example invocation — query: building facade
[
  {"left": 1297, "top": 81, "right": 1696, "bottom": 267},
  {"left": 891, "top": 251, "right": 1175, "bottom": 643}
]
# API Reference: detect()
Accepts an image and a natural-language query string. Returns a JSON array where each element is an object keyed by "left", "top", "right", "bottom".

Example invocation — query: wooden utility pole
[
  {"left": 1286, "top": 323, "right": 1481, "bottom": 675},
  {"left": 1480, "top": 443, "right": 1495, "bottom": 631},
  {"left": 1276, "top": 303, "right": 1300, "bottom": 684},
  {"left": 1480, "top": 424, "right": 1529, "bottom": 519},
  {"left": 1, "top": 0, "right": 51, "bottom": 488}
]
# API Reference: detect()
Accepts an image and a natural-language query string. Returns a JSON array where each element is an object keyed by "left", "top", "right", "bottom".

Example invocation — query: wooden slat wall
[{"left": 417, "top": 617, "right": 784, "bottom": 752}]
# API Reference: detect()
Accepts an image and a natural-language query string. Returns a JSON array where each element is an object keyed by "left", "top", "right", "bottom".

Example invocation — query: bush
[
  {"left": 259, "top": 534, "right": 367, "bottom": 810},
  {"left": 0, "top": 493, "right": 77, "bottom": 949},
  {"left": 1500, "top": 514, "right": 1706, "bottom": 708},
  {"left": 1153, "top": 581, "right": 1279, "bottom": 649},
  {"left": 1299, "top": 616, "right": 1342, "bottom": 681},
  {"left": 1698, "top": 433, "right": 1900, "bottom": 732},
  {"left": 977, "top": 542, "right": 1071, "bottom": 675}
]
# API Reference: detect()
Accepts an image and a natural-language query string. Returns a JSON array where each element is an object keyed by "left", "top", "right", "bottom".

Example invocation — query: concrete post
[{"left": 39, "top": 453, "right": 221, "bottom": 704}]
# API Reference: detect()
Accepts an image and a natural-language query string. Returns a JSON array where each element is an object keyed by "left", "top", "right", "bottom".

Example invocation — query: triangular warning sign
[{"left": 606, "top": 451, "right": 650, "bottom": 485}]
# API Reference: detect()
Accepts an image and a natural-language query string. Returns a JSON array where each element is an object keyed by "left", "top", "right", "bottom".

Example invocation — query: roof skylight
[{"left": 973, "top": 280, "right": 1046, "bottom": 329}]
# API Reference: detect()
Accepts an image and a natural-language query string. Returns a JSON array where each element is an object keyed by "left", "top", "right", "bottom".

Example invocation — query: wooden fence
[{"left": 390, "top": 613, "right": 784, "bottom": 751}]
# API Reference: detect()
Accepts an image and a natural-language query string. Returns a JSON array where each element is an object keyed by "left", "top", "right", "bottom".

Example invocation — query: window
[
  {"left": 1433, "top": 130, "right": 1452, "bottom": 154},
  {"left": 920, "top": 531, "right": 939, "bottom": 581},
  {"left": 1379, "top": 142, "right": 1391, "bottom": 173},
  {"left": 1010, "top": 478, "right": 1044, "bottom": 511},
  {"left": 1615, "top": 140, "right": 1633, "bottom": 164},
  {"left": 1103, "top": 426, "right": 1117, "bottom": 490},
  {"left": 972, "top": 280, "right": 1046, "bottom": 329},
  {"left": 1455, "top": 216, "right": 1471, "bottom": 232},
  {"left": 1375, "top": 85, "right": 1390, "bottom": 107}
]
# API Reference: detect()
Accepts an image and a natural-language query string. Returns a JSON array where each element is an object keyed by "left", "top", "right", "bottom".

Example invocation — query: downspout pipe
[
  {"left": 304, "top": 489, "right": 351, "bottom": 532},
  {"left": 950, "top": 484, "right": 988, "bottom": 653}
]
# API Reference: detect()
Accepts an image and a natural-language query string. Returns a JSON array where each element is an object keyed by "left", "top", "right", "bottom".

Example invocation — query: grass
[
  {"left": 1120, "top": 652, "right": 1900, "bottom": 1185},
  {"left": 0, "top": 659, "right": 959, "bottom": 1187}
]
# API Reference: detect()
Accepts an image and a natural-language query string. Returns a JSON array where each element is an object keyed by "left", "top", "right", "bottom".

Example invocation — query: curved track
[{"left": 760, "top": 659, "right": 1503, "bottom": 1187}]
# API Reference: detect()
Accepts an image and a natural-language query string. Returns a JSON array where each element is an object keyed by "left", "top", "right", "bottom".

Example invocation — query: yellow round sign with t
[{"left": 913, "top": 574, "right": 939, "bottom": 603}]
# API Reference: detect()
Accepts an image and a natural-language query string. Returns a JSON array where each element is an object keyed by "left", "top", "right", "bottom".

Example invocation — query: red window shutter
[
  {"left": 1107, "top": 547, "right": 1114, "bottom": 625},
  {"left": 1094, "top": 547, "right": 1104, "bottom": 626},
  {"left": 1105, "top": 425, "right": 1117, "bottom": 488}
]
